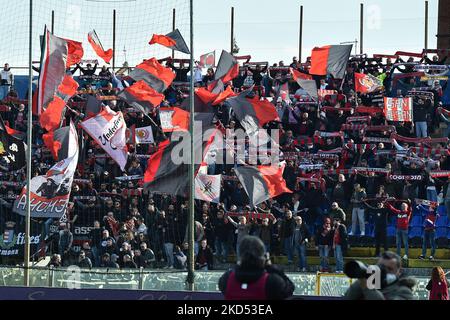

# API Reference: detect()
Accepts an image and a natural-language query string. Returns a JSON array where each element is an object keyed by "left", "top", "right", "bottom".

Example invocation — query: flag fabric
[
  {"left": 39, "top": 75, "right": 79, "bottom": 132},
  {"left": 225, "top": 90, "right": 279, "bottom": 137},
  {"left": 36, "top": 27, "right": 68, "bottom": 116},
  {"left": 354, "top": 73, "right": 383, "bottom": 93},
  {"left": 159, "top": 107, "right": 190, "bottom": 132},
  {"left": 199, "top": 51, "right": 215, "bottom": 68},
  {"left": 195, "top": 174, "right": 221, "bottom": 203},
  {"left": 143, "top": 119, "right": 217, "bottom": 196},
  {"left": 129, "top": 58, "right": 175, "bottom": 93},
  {"left": 0, "top": 127, "right": 26, "bottom": 171},
  {"left": 88, "top": 30, "right": 113, "bottom": 64},
  {"left": 85, "top": 95, "right": 103, "bottom": 118},
  {"left": 13, "top": 124, "right": 78, "bottom": 218},
  {"left": 118, "top": 80, "right": 164, "bottom": 114},
  {"left": 309, "top": 45, "right": 353, "bottom": 79},
  {"left": 290, "top": 68, "right": 313, "bottom": 81},
  {"left": 196, "top": 86, "right": 236, "bottom": 106},
  {"left": 207, "top": 50, "right": 239, "bottom": 92},
  {"left": 65, "top": 39, "right": 84, "bottom": 68},
  {"left": 383, "top": 97, "right": 413, "bottom": 122},
  {"left": 235, "top": 165, "right": 292, "bottom": 206},
  {"left": 80, "top": 106, "right": 128, "bottom": 170},
  {"left": 42, "top": 122, "right": 79, "bottom": 161},
  {"left": 149, "top": 29, "right": 190, "bottom": 54},
  {"left": 134, "top": 125, "right": 154, "bottom": 144},
  {"left": 296, "top": 79, "right": 318, "bottom": 102}
]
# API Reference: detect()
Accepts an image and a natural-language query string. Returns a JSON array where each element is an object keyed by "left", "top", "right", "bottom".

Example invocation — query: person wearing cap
[
  {"left": 219, "top": 236, "right": 294, "bottom": 300},
  {"left": 99, "top": 253, "right": 119, "bottom": 269}
]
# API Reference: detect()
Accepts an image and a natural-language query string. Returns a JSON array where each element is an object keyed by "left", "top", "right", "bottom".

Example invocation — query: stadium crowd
[{"left": 1, "top": 49, "right": 450, "bottom": 274}]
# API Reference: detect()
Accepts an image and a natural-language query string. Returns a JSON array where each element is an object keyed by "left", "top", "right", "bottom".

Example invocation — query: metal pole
[
  {"left": 113, "top": 9, "right": 116, "bottom": 70},
  {"left": 299, "top": 5, "right": 303, "bottom": 62},
  {"left": 172, "top": 8, "right": 176, "bottom": 59},
  {"left": 230, "top": 7, "right": 234, "bottom": 53},
  {"left": 425, "top": 1, "right": 429, "bottom": 51},
  {"left": 360, "top": 3, "right": 364, "bottom": 54},
  {"left": 24, "top": 0, "right": 33, "bottom": 287},
  {"left": 187, "top": 0, "right": 195, "bottom": 292},
  {"left": 51, "top": 10, "right": 54, "bottom": 34}
]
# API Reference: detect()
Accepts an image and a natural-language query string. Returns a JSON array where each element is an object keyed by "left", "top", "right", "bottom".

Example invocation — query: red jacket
[{"left": 386, "top": 203, "right": 411, "bottom": 230}]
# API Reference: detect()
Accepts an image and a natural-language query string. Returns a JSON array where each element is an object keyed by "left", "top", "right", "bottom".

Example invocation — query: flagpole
[
  {"left": 24, "top": 0, "right": 33, "bottom": 287},
  {"left": 187, "top": 0, "right": 195, "bottom": 291}
]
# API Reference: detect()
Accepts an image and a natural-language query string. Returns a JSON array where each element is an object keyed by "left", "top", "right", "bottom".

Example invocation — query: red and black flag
[
  {"left": 225, "top": 89, "right": 279, "bottom": 136},
  {"left": 199, "top": 51, "right": 215, "bottom": 68},
  {"left": 149, "top": 29, "right": 190, "bottom": 54},
  {"left": 42, "top": 121, "right": 79, "bottom": 161},
  {"left": 235, "top": 165, "right": 292, "bottom": 206},
  {"left": 88, "top": 30, "right": 113, "bottom": 64},
  {"left": 118, "top": 80, "right": 164, "bottom": 114},
  {"left": 309, "top": 44, "right": 353, "bottom": 79},
  {"left": 207, "top": 50, "right": 239, "bottom": 93},
  {"left": 296, "top": 79, "right": 318, "bottom": 102},
  {"left": 85, "top": 95, "right": 103, "bottom": 118},
  {"left": 290, "top": 68, "right": 313, "bottom": 81},
  {"left": 129, "top": 58, "right": 175, "bottom": 93},
  {"left": 0, "top": 115, "right": 26, "bottom": 171},
  {"left": 354, "top": 73, "right": 383, "bottom": 93},
  {"left": 143, "top": 121, "right": 217, "bottom": 196},
  {"left": 196, "top": 86, "right": 236, "bottom": 106},
  {"left": 40, "top": 75, "right": 79, "bottom": 132}
]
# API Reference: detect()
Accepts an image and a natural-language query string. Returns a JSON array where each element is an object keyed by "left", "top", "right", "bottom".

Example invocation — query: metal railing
[{"left": 0, "top": 266, "right": 432, "bottom": 299}]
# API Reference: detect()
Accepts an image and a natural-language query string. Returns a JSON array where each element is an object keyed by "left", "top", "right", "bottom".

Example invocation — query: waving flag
[
  {"left": 235, "top": 164, "right": 292, "bottom": 206},
  {"left": 65, "top": 39, "right": 84, "bottom": 68},
  {"left": 40, "top": 75, "right": 79, "bottom": 132},
  {"left": 207, "top": 50, "right": 239, "bottom": 93},
  {"left": 195, "top": 174, "right": 221, "bottom": 203},
  {"left": 149, "top": 29, "right": 190, "bottom": 54},
  {"left": 159, "top": 107, "right": 190, "bottom": 132},
  {"left": 196, "top": 86, "right": 236, "bottom": 105},
  {"left": 80, "top": 107, "right": 128, "bottom": 170},
  {"left": 88, "top": 30, "right": 113, "bottom": 64},
  {"left": 0, "top": 126, "right": 26, "bottom": 171},
  {"left": 199, "top": 51, "right": 215, "bottom": 68},
  {"left": 225, "top": 89, "right": 279, "bottom": 138},
  {"left": 309, "top": 44, "right": 352, "bottom": 79},
  {"left": 13, "top": 123, "right": 78, "bottom": 218},
  {"left": 354, "top": 73, "right": 383, "bottom": 93},
  {"left": 129, "top": 58, "right": 175, "bottom": 93},
  {"left": 42, "top": 122, "right": 79, "bottom": 161},
  {"left": 134, "top": 125, "right": 154, "bottom": 144},
  {"left": 118, "top": 80, "right": 164, "bottom": 114}
]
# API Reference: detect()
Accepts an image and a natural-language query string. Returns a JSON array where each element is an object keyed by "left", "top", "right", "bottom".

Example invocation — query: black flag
[{"left": 0, "top": 128, "right": 26, "bottom": 171}]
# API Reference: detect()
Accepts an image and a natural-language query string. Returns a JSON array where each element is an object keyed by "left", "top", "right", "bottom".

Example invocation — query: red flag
[
  {"left": 66, "top": 39, "right": 84, "bottom": 68},
  {"left": 149, "top": 29, "right": 190, "bottom": 54},
  {"left": 196, "top": 86, "right": 236, "bottom": 105},
  {"left": 199, "top": 51, "right": 215, "bottom": 68},
  {"left": 129, "top": 58, "right": 175, "bottom": 93},
  {"left": 159, "top": 107, "right": 190, "bottom": 132},
  {"left": 290, "top": 68, "right": 313, "bottom": 80},
  {"left": 149, "top": 34, "right": 176, "bottom": 47},
  {"left": 88, "top": 30, "right": 113, "bottom": 64},
  {"left": 354, "top": 73, "right": 383, "bottom": 93}
]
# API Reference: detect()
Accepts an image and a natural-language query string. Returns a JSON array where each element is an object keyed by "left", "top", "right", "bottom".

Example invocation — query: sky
[{"left": 0, "top": 0, "right": 439, "bottom": 74}]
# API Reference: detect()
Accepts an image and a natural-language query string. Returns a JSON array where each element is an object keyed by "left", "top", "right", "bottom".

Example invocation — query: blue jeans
[
  {"left": 334, "top": 245, "right": 344, "bottom": 272},
  {"left": 0, "top": 85, "right": 9, "bottom": 101},
  {"left": 422, "top": 230, "right": 436, "bottom": 257},
  {"left": 164, "top": 242, "right": 174, "bottom": 267},
  {"left": 319, "top": 245, "right": 329, "bottom": 270},
  {"left": 264, "top": 244, "right": 271, "bottom": 254},
  {"left": 415, "top": 121, "right": 428, "bottom": 138},
  {"left": 396, "top": 229, "right": 409, "bottom": 256},
  {"left": 427, "top": 188, "right": 438, "bottom": 202},
  {"left": 295, "top": 243, "right": 307, "bottom": 269},
  {"left": 283, "top": 237, "right": 294, "bottom": 262},
  {"left": 215, "top": 238, "right": 228, "bottom": 259}
]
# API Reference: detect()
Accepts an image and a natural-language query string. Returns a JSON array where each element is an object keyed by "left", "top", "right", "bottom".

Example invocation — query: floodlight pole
[
  {"left": 425, "top": 1, "right": 429, "bottom": 51},
  {"left": 299, "top": 5, "right": 303, "bottom": 62},
  {"left": 360, "top": 3, "right": 364, "bottom": 54},
  {"left": 230, "top": 7, "right": 234, "bottom": 53},
  {"left": 51, "top": 10, "right": 54, "bottom": 34},
  {"left": 187, "top": 0, "right": 195, "bottom": 291},
  {"left": 24, "top": 0, "right": 33, "bottom": 287},
  {"left": 113, "top": 9, "right": 116, "bottom": 70},
  {"left": 172, "top": 8, "right": 176, "bottom": 59}
]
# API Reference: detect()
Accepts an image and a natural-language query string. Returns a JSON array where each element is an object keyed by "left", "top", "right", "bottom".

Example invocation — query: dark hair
[
  {"left": 381, "top": 251, "right": 401, "bottom": 269},
  {"left": 238, "top": 236, "right": 266, "bottom": 269}
]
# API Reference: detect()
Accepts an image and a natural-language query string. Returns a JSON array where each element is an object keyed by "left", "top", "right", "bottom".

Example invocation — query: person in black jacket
[
  {"left": 278, "top": 210, "right": 295, "bottom": 264},
  {"left": 195, "top": 239, "right": 214, "bottom": 271},
  {"left": 293, "top": 216, "right": 311, "bottom": 272},
  {"left": 365, "top": 200, "right": 389, "bottom": 257},
  {"left": 213, "top": 210, "right": 233, "bottom": 263},
  {"left": 316, "top": 218, "right": 333, "bottom": 272},
  {"left": 219, "top": 236, "right": 295, "bottom": 300},
  {"left": 332, "top": 217, "right": 348, "bottom": 273},
  {"left": 122, "top": 254, "right": 137, "bottom": 269},
  {"left": 413, "top": 97, "right": 430, "bottom": 138},
  {"left": 88, "top": 220, "right": 104, "bottom": 267}
]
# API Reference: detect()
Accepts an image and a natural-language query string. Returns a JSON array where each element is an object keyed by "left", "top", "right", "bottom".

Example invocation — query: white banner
[
  {"left": 195, "top": 174, "right": 221, "bottom": 203},
  {"left": 81, "top": 106, "right": 128, "bottom": 170},
  {"left": 135, "top": 125, "right": 154, "bottom": 144}
]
